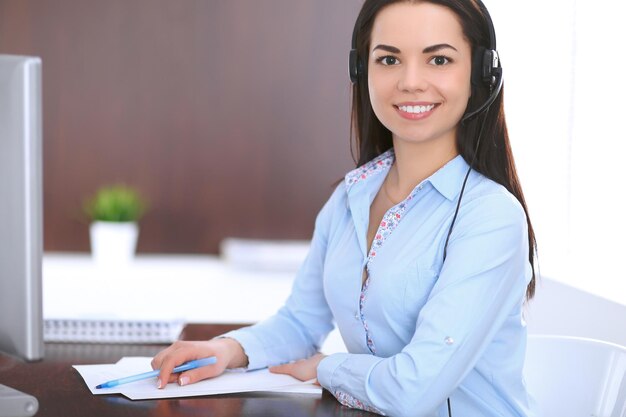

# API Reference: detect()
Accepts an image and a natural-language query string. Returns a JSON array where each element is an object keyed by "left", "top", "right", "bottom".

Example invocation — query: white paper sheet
[{"left": 73, "top": 357, "right": 321, "bottom": 400}]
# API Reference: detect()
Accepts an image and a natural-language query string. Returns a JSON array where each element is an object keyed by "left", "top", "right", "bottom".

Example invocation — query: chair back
[{"left": 524, "top": 335, "right": 626, "bottom": 417}]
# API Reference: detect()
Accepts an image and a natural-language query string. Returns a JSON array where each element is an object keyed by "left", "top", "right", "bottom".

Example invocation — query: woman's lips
[{"left": 394, "top": 103, "right": 439, "bottom": 120}]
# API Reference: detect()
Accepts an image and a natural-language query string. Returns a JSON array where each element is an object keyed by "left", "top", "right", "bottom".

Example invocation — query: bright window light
[{"left": 487, "top": 0, "right": 625, "bottom": 305}]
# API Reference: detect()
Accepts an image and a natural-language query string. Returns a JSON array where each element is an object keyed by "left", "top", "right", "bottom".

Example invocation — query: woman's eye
[
  {"left": 429, "top": 56, "right": 450, "bottom": 66},
  {"left": 377, "top": 56, "right": 399, "bottom": 66}
]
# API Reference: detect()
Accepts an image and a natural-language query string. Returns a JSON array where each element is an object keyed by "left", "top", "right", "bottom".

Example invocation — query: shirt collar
[
  {"left": 344, "top": 149, "right": 394, "bottom": 190},
  {"left": 345, "top": 149, "right": 471, "bottom": 202},
  {"left": 427, "top": 154, "right": 471, "bottom": 201}
]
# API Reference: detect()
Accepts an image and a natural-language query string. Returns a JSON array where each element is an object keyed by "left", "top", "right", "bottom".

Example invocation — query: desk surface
[{"left": 0, "top": 324, "right": 372, "bottom": 417}]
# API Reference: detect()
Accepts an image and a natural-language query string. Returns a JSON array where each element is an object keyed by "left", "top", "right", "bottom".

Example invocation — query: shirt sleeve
[
  {"left": 220, "top": 186, "right": 341, "bottom": 370},
  {"left": 317, "top": 193, "right": 532, "bottom": 417}
]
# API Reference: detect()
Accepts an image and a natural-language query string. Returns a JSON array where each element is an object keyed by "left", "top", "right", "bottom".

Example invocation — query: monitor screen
[{"left": 0, "top": 54, "right": 44, "bottom": 361}]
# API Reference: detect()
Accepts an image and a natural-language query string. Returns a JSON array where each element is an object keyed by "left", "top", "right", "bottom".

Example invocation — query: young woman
[{"left": 152, "top": 1, "right": 538, "bottom": 416}]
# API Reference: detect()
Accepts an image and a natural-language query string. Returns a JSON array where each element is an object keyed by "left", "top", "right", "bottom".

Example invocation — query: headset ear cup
[
  {"left": 481, "top": 49, "right": 496, "bottom": 87},
  {"left": 472, "top": 47, "right": 498, "bottom": 89},
  {"left": 349, "top": 49, "right": 366, "bottom": 84},
  {"left": 471, "top": 46, "right": 487, "bottom": 87},
  {"left": 357, "top": 57, "right": 365, "bottom": 81},
  {"left": 349, "top": 49, "right": 359, "bottom": 83}
]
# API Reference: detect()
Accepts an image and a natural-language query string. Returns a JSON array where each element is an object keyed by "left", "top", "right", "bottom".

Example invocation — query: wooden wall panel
[{"left": 0, "top": 0, "right": 362, "bottom": 253}]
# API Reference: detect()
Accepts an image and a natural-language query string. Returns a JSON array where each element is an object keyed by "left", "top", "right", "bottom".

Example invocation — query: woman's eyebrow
[
  {"left": 372, "top": 43, "right": 458, "bottom": 54},
  {"left": 422, "top": 43, "right": 458, "bottom": 53},
  {"left": 372, "top": 44, "right": 401, "bottom": 53}
]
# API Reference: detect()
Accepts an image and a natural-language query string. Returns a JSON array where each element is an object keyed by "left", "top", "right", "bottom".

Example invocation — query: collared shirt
[{"left": 224, "top": 150, "right": 536, "bottom": 417}]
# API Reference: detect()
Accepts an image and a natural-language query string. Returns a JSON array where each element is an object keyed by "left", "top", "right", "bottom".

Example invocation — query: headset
[{"left": 348, "top": 2, "right": 503, "bottom": 416}]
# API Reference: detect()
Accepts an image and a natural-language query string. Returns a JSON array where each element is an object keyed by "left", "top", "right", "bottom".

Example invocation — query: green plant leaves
[{"left": 84, "top": 185, "right": 147, "bottom": 222}]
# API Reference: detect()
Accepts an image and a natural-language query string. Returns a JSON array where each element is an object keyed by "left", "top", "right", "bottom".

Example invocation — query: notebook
[
  {"left": 44, "top": 318, "right": 184, "bottom": 344},
  {"left": 74, "top": 357, "right": 322, "bottom": 400}
]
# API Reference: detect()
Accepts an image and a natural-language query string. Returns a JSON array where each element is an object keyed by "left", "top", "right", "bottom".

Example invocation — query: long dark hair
[{"left": 350, "top": 0, "right": 537, "bottom": 299}]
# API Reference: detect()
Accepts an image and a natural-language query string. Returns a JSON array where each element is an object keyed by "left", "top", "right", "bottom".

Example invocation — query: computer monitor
[{"left": 0, "top": 54, "right": 44, "bottom": 361}]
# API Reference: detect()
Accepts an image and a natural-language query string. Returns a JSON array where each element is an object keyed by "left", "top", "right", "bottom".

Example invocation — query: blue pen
[{"left": 95, "top": 356, "right": 218, "bottom": 389}]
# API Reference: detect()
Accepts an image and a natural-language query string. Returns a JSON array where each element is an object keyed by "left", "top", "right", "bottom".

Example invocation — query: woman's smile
[{"left": 394, "top": 102, "right": 439, "bottom": 120}]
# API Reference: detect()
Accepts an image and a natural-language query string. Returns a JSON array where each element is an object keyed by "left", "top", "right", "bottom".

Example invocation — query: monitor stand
[{"left": 0, "top": 384, "right": 38, "bottom": 417}]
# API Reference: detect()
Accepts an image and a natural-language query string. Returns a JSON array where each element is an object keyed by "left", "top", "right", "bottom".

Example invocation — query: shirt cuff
[
  {"left": 219, "top": 329, "right": 269, "bottom": 371},
  {"left": 318, "top": 353, "right": 386, "bottom": 415},
  {"left": 317, "top": 352, "right": 350, "bottom": 391}
]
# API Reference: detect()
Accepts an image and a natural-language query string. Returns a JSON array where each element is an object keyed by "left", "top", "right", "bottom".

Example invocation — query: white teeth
[{"left": 399, "top": 104, "right": 435, "bottom": 114}]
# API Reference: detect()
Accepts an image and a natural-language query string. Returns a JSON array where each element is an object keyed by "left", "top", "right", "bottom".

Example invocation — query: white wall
[{"left": 485, "top": 0, "right": 626, "bottom": 305}]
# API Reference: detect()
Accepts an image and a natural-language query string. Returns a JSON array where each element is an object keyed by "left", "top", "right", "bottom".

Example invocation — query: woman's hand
[
  {"left": 151, "top": 337, "right": 247, "bottom": 389},
  {"left": 268, "top": 353, "right": 326, "bottom": 385}
]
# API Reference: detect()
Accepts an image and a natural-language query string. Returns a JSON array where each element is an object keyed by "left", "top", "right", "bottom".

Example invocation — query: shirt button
[
  {"left": 355, "top": 312, "right": 360, "bottom": 320},
  {"left": 444, "top": 337, "right": 454, "bottom": 345}
]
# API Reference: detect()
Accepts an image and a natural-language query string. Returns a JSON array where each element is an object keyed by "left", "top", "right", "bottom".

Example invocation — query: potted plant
[{"left": 84, "top": 184, "right": 147, "bottom": 265}]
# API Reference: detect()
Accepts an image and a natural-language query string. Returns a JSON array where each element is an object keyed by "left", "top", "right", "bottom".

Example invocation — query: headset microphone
[{"left": 462, "top": 53, "right": 503, "bottom": 123}]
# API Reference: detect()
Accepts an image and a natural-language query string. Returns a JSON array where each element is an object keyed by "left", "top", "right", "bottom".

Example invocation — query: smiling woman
[{"left": 151, "top": 1, "right": 538, "bottom": 417}]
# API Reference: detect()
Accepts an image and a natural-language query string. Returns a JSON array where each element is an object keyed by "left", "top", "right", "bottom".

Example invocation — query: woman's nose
[{"left": 397, "top": 62, "right": 428, "bottom": 93}]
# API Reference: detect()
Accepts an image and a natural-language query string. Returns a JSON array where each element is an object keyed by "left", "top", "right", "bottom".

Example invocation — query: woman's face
[{"left": 367, "top": 1, "right": 472, "bottom": 149}]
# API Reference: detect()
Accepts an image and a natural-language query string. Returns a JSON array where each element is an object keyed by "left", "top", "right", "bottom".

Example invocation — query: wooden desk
[{"left": 0, "top": 324, "right": 372, "bottom": 417}]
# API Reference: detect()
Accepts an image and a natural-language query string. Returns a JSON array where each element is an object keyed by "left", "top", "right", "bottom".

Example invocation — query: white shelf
[{"left": 43, "top": 252, "right": 296, "bottom": 324}]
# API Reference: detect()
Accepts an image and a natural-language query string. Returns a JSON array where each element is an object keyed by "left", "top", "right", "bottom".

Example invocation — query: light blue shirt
[{"left": 224, "top": 150, "right": 536, "bottom": 417}]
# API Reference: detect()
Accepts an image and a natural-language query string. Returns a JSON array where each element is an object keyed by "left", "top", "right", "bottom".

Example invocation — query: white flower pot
[{"left": 90, "top": 221, "right": 139, "bottom": 265}]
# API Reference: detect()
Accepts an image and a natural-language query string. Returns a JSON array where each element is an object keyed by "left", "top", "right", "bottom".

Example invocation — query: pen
[{"left": 95, "top": 356, "right": 218, "bottom": 389}]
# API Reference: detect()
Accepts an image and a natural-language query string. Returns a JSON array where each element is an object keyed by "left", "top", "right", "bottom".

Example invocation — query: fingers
[
  {"left": 151, "top": 340, "right": 221, "bottom": 389},
  {"left": 269, "top": 361, "right": 310, "bottom": 381},
  {"left": 176, "top": 365, "right": 222, "bottom": 386},
  {"left": 151, "top": 341, "right": 181, "bottom": 370},
  {"left": 268, "top": 354, "right": 325, "bottom": 382},
  {"left": 157, "top": 346, "right": 191, "bottom": 389},
  {"left": 268, "top": 363, "right": 292, "bottom": 375},
  {"left": 270, "top": 364, "right": 320, "bottom": 386}
]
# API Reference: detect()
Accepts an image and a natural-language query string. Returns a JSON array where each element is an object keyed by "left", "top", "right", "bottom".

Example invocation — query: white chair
[{"left": 524, "top": 335, "right": 626, "bottom": 417}]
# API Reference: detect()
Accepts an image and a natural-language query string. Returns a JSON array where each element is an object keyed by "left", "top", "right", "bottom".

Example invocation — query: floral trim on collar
[{"left": 345, "top": 149, "right": 394, "bottom": 189}]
